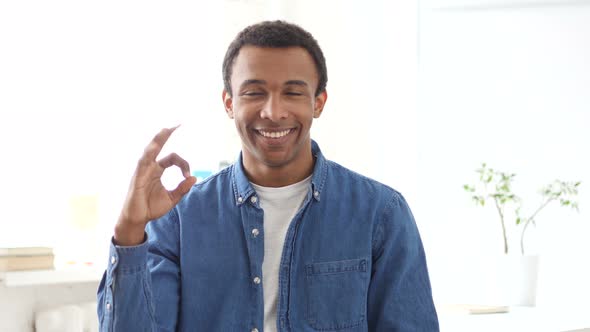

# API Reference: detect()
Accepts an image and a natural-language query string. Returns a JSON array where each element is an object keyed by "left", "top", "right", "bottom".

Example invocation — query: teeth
[{"left": 258, "top": 129, "right": 291, "bottom": 138}]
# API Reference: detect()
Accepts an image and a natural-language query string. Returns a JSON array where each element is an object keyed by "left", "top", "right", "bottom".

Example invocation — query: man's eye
[
  {"left": 285, "top": 92, "right": 303, "bottom": 96},
  {"left": 242, "top": 92, "right": 264, "bottom": 96}
]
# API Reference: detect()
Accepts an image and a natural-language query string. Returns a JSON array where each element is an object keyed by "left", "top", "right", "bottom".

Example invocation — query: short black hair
[{"left": 222, "top": 20, "right": 327, "bottom": 97}]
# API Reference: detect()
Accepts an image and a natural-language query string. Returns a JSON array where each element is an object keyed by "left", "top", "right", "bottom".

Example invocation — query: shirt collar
[
  {"left": 310, "top": 140, "right": 327, "bottom": 202},
  {"left": 232, "top": 139, "right": 327, "bottom": 206}
]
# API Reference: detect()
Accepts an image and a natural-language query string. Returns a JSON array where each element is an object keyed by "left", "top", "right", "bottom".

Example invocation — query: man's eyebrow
[
  {"left": 238, "top": 79, "right": 308, "bottom": 90},
  {"left": 239, "top": 79, "right": 266, "bottom": 89},
  {"left": 285, "top": 80, "right": 308, "bottom": 87}
]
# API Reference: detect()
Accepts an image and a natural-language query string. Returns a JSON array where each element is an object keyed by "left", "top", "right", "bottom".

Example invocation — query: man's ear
[
  {"left": 313, "top": 90, "right": 328, "bottom": 118},
  {"left": 222, "top": 89, "right": 234, "bottom": 119}
]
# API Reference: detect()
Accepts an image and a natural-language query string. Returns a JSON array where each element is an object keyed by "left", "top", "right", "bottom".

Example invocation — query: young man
[{"left": 98, "top": 21, "right": 439, "bottom": 331}]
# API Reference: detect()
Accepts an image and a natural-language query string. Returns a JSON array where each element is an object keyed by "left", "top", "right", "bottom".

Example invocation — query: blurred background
[{"left": 0, "top": 0, "right": 588, "bottom": 331}]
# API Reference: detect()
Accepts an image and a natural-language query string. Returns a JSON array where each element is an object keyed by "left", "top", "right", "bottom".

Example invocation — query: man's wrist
[{"left": 114, "top": 222, "right": 146, "bottom": 246}]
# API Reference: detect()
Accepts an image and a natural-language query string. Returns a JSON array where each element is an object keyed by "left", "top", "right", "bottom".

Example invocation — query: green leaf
[{"left": 463, "top": 184, "right": 476, "bottom": 192}]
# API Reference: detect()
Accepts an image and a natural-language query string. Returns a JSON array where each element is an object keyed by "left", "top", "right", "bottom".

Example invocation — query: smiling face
[{"left": 223, "top": 46, "right": 327, "bottom": 183}]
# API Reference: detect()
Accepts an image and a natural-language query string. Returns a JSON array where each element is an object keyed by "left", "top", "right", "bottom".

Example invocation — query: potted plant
[{"left": 463, "top": 163, "right": 581, "bottom": 306}]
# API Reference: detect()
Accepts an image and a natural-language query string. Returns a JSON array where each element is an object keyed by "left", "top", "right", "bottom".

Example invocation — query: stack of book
[{"left": 0, "top": 247, "right": 55, "bottom": 272}]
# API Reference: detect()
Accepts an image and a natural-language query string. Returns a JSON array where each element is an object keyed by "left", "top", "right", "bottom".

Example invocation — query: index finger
[{"left": 142, "top": 125, "right": 180, "bottom": 161}]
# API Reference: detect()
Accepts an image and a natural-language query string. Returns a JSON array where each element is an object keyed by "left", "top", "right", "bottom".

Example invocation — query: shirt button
[
  {"left": 110, "top": 256, "right": 116, "bottom": 265},
  {"left": 250, "top": 196, "right": 258, "bottom": 204},
  {"left": 237, "top": 196, "right": 243, "bottom": 203},
  {"left": 252, "top": 228, "right": 260, "bottom": 237},
  {"left": 314, "top": 190, "right": 320, "bottom": 198},
  {"left": 106, "top": 302, "right": 112, "bottom": 311},
  {"left": 253, "top": 276, "right": 261, "bottom": 284},
  {"left": 251, "top": 328, "right": 259, "bottom": 332}
]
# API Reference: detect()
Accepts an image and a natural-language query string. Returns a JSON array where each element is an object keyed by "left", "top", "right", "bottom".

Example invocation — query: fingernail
[{"left": 170, "top": 124, "right": 181, "bottom": 131}]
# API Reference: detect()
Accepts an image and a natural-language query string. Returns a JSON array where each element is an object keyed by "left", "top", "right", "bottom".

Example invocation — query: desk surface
[
  {"left": 0, "top": 267, "right": 103, "bottom": 287},
  {"left": 438, "top": 305, "right": 590, "bottom": 332}
]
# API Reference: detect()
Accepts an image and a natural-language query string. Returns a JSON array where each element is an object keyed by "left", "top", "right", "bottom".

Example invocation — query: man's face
[{"left": 223, "top": 46, "right": 327, "bottom": 170}]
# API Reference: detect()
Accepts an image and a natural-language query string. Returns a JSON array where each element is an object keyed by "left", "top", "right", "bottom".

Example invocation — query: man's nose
[{"left": 260, "top": 95, "right": 288, "bottom": 122}]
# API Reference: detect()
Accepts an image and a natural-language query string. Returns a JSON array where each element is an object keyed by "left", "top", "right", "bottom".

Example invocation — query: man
[{"left": 97, "top": 20, "right": 439, "bottom": 331}]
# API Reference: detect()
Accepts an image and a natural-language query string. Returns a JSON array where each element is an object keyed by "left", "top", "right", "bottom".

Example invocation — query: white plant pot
[{"left": 476, "top": 254, "right": 540, "bottom": 306}]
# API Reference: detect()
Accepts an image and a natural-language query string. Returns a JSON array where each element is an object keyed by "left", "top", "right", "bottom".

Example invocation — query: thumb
[{"left": 169, "top": 176, "right": 197, "bottom": 203}]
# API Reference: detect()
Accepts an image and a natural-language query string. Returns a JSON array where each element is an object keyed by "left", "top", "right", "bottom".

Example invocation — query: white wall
[
  {"left": 418, "top": 2, "right": 590, "bottom": 306},
  {"left": 0, "top": 0, "right": 226, "bottom": 253}
]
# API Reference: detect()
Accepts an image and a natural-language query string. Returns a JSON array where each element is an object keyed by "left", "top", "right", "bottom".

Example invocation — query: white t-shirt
[{"left": 250, "top": 175, "right": 311, "bottom": 332}]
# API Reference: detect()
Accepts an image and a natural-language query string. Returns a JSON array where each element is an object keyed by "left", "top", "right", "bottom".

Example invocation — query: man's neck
[{"left": 243, "top": 151, "right": 315, "bottom": 188}]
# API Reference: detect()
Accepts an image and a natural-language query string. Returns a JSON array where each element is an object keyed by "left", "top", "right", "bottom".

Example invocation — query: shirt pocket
[{"left": 305, "top": 258, "right": 368, "bottom": 330}]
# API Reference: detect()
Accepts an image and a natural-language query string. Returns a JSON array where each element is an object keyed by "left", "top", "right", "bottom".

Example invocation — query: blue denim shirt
[{"left": 97, "top": 141, "right": 439, "bottom": 331}]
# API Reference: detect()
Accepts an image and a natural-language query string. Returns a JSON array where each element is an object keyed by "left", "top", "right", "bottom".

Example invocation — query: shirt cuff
[{"left": 108, "top": 234, "right": 149, "bottom": 273}]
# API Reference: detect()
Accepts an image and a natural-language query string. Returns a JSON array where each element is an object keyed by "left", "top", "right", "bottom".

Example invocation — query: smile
[{"left": 256, "top": 128, "right": 294, "bottom": 139}]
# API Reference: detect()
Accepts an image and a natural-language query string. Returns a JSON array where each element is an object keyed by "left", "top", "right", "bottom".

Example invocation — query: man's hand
[{"left": 114, "top": 126, "right": 197, "bottom": 246}]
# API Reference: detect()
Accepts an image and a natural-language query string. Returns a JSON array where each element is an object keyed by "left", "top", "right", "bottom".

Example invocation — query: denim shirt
[{"left": 97, "top": 141, "right": 439, "bottom": 332}]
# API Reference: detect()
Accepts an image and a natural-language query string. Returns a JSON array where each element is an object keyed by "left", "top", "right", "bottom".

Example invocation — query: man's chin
[{"left": 260, "top": 155, "right": 292, "bottom": 168}]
